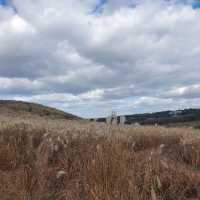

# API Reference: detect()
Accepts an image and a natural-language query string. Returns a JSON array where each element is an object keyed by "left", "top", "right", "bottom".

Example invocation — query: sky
[{"left": 1, "top": 0, "right": 200, "bottom": 118}]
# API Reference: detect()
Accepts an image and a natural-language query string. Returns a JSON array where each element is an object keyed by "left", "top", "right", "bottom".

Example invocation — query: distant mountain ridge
[
  {"left": 0, "top": 100, "right": 80, "bottom": 120},
  {"left": 92, "top": 108, "right": 200, "bottom": 127}
]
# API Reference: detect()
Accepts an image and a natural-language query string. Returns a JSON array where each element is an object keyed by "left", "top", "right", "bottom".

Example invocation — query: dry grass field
[{"left": 1, "top": 114, "right": 200, "bottom": 200}]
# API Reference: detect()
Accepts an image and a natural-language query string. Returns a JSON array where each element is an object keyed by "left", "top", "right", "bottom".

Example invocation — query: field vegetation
[{"left": 0, "top": 114, "right": 200, "bottom": 200}]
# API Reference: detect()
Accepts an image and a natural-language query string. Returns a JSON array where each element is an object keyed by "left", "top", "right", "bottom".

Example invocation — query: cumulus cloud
[{"left": 0, "top": 0, "right": 200, "bottom": 117}]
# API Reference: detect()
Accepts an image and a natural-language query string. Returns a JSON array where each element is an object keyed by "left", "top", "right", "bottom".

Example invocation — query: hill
[
  {"left": 0, "top": 100, "right": 80, "bottom": 120},
  {"left": 92, "top": 108, "right": 200, "bottom": 128}
]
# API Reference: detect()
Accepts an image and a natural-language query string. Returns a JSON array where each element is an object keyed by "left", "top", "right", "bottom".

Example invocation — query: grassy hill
[
  {"left": 1, "top": 101, "right": 200, "bottom": 199},
  {"left": 0, "top": 100, "right": 80, "bottom": 120}
]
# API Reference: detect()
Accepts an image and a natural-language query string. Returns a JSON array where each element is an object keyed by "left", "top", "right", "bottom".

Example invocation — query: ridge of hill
[
  {"left": 0, "top": 100, "right": 80, "bottom": 120},
  {"left": 92, "top": 108, "right": 200, "bottom": 128}
]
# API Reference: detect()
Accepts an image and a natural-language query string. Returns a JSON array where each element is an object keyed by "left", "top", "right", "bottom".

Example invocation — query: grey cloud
[
  {"left": 163, "top": 84, "right": 200, "bottom": 99},
  {"left": 0, "top": 0, "right": 200, "bottom": 117}
]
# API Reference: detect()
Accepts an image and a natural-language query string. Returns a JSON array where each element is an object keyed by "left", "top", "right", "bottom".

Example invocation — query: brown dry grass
[{"left": 0, "top": 116, "right": 200, "bottom": 200}]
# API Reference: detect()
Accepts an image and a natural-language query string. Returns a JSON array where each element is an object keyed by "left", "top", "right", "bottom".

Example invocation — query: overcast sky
[{"left": 0, "top": 0, "right": 200, "bottom": 118}]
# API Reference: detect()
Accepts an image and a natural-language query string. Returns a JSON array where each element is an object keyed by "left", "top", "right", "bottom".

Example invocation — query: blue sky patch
[
  {"left": 92, "top": 0, "right": 107, "bottom": 14},
  {"left": 0, "top": 0, "right": 17, "bottom": 12},
  {"left": 192, "top": 0, "right": 200, "bottom": 9},
  {"left": 177, "top": 0, "right": 200, "bottom": 9},
  {"left": 0, "top": 0, "right": 7, "bottom": 6}
]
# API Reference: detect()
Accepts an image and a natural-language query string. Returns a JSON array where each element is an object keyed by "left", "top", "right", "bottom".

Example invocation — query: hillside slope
[
  {"left": 0, "top": 100, "right": 80, "bottom": 120},
  {"left": 93, "top": 108, "right": 200, "bottom": 128}
]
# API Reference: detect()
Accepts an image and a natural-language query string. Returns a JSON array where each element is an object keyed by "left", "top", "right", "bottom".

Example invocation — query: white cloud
[
  {"left": 0, "top": 0, "right": 200, "bottom": 117},
  {"left": 0, "top": 77, "right": 43, "bottom": 92},
  {"left": 164, "top": 84, "right": 200, "bottom": 98}
]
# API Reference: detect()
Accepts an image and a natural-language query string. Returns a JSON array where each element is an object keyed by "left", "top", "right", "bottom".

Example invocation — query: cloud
[
  {"left": 163, "top": 84, "right": 200, "bottom": 99},
  {"left": 0, "top": 0, "right": 200, "bottom": 117}
]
